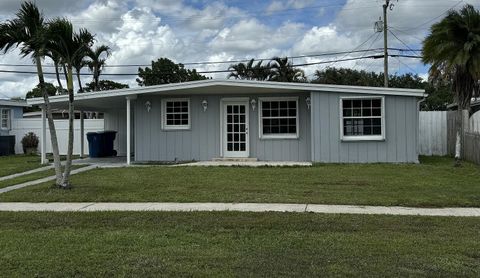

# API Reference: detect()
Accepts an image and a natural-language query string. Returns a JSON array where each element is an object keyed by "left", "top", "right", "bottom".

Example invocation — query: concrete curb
[{"left": 0, "top": 202, "right": 479, "bottom": 216}]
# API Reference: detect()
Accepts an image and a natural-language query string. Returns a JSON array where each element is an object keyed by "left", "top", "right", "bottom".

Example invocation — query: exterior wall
[
  {"left": 0, "top": 106, "right": 23, "bottom": 136},
  {"left": 104, "top": 109, "right": 129, "bottom": 156},
  {"left": 132, "top": 93, "right": 311, "bottom": 162},
  {"left": 310, "top": 91, "right": 419, "bottom": 163}
]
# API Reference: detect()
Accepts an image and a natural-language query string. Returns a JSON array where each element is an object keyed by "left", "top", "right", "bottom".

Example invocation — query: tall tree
[
  {"left": 45, "top": 18, "right": 92, "bottom": 187},
  {"left": 0, "top": 1, "right": 63, "bottom": 184},
  {"left": 45, "top": 50, "right": 65, "bottom": 93},
  {"left": 86, "top": 45, "right": 110, "bottom": 91},
  {"left": 137, "top": 58, "right": 209, "bottom": 86},
  {"left": 85, "top": 79, "right": 129, "bottom": 92},
  {"left": 228, "top": 59, "right": 271, "bottom": 80},
  {"left": 72, "top": 30, "right": 94, "bottom": 93},
  {"left": 422, "top": 4, "right": 480, "bottom": 164},
  {"left": 268, "top": 57, "right": 306, "bottom": 82},
  {"left": 26, "top": 82, "right": 57, "bottom": 99}
]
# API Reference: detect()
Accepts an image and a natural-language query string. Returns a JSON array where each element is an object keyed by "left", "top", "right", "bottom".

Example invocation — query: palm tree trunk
[
  {"left": 35, "top": 56, "right": 63, "bottom": 185},
  {"left": 62, "top": 64, "right": 69, "bottom": 85},
  {"left": 94, "top": 69, "right": 99, "bottom": 91},
  {"left": 54, "top": 61, "right": 63, "bottom": 94},
  {"left": 76, "top": 70, "right": 83, "bottom": 93},
  {"left": 61, "top": 65, "right": 75, "bottom": 188}
]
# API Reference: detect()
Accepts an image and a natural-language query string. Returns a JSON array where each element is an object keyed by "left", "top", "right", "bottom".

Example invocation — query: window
[
  {"left": 340, "top": 97, "right": 385, "bottom": 141},
  {"left": 161, "top": 99, "right": 190, "bottom": 130},
  {"left": 259, "top": 97, "right": 298, "bottom": 139},
  {"left": 1, "top": 109, "right": 11, "bottom": 130}
]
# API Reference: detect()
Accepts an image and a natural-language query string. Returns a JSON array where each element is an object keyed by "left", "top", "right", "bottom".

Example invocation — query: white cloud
[{"left": 1, "top": 0, "right": 473, "bottom": 97}]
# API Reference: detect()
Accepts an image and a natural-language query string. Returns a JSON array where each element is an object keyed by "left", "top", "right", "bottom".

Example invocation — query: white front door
[{"left": 222, "top": 100, "right": 249, "bottom": 157}]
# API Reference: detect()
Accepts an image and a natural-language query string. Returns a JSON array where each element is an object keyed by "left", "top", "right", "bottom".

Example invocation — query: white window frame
[
  {"left": 258, "top": 97, "right": 299, "bottom": 139},
  {"left": 0, "top": 108, "right": 11, "bottom": 130},
  {"left": 161, "top": 98, "right": 191, "bottom": 130},
  {"left": 339, "top": 96, "right": 385, "bottom": 141}
]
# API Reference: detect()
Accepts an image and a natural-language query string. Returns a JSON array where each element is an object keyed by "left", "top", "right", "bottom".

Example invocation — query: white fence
[
  {"left": 419, "top": 111, "right": 448, "bottom": 156},
  {"left": 10, "top": 118, "right": 104, "bottom": 155}
]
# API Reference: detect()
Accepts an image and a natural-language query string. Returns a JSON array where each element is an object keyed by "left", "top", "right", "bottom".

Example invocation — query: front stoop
[{"left": 212, "top": 157, "right": 258, "bottom": 162}]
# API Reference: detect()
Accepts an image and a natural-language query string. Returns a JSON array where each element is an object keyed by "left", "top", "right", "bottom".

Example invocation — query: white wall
[
  {"left": 10, "top": 118, "right": 104, "bottom": 155},
  {"left": 419, "top": 111, "right": 447, "bottom": 156}
]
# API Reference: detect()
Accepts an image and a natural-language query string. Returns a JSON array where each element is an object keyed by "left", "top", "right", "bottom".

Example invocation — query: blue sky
[{"left": 0, "top": 0, "right": 479, "bottom": 98}]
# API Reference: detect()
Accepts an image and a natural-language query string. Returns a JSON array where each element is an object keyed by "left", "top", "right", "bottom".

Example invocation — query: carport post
[
  {"left": 41, "top": 106, "right": 47, "bottom": 164},
  {"left": 80, "top": 111, "right": 84, "bottom": 158}
]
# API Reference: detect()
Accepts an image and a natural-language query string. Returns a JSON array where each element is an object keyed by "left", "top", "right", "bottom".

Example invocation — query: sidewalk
[{"left": 0, "top": 202, "right": 479, "bottom": 216}]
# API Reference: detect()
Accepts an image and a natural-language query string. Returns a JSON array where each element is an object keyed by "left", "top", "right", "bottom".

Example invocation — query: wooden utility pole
[{"left": 383, "top": 0, "right": 390, "bottom": 87}]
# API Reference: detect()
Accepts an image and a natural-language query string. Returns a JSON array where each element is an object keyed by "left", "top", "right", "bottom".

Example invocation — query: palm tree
[
  {"left": 72, "top": 30, "right": 94, "bottom": 93},
  {"left": 46, "top": 50, "right": 65, "bottom": 94},
  {"left": 0, "top": 1, "right": 63, "bottom": 184},
  {"left": 87, "top": 45, "right": 111, "bottom": 91},
  {"left": 252, "top": 60, "right": 271, "bottom": 81},
  {"left": 45, "top": 18, "right": 92, "bottom": 187},
  {"left": 268, "top": 57, "right": 306, "bottom": 82},
  {"left": 422, "top": 4, "right": 480, "bottom": 164},
  {"left": 228, "top": 59, "right": 253, "bottom": 80},
  {"left": 228, "top": 59, "right": 271, "bottom": 80}
]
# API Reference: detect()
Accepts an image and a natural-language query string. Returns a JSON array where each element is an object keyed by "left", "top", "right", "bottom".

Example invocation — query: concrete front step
[{"left": 212, "top": 157, "right": 258, "bottom": 162}]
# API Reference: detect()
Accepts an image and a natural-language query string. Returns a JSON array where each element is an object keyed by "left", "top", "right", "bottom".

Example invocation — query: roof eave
[{"left": 26, "top": 79, "right": 425, "bottom": 106}]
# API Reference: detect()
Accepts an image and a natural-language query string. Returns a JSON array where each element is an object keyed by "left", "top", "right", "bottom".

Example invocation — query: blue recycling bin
[{"left": 87, "top": 131, "right": 117, "bottom": 157}]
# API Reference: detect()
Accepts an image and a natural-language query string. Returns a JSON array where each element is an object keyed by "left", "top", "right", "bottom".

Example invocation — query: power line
[
  {"left": 352, "top": 32, "right": 382, "bottom": 71},
  {"left": 0, "top": 54, "right": 422, "bottom": 76},
  {"left": 0, "top": 48, "right": 418, "bottom": 68},
  {"left": 388, "top": 29, "right": 420, "bottom": 56},
  {"left": 325, "top": 32, "right": 379, "bottom": 70},
  {"left": 394, "top": 0, "right": 464, "bottom": 32}
]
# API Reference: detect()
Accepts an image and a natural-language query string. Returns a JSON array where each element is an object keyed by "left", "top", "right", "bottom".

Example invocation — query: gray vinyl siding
[
  {"left": 310, "top": 91, "right": 419, "bottom": 163},
  {"left": 132, "top": 93, "right": 310, "bottom": 162},
  {"left": 104, "top": 109, "right": 129, "bottom": 156},
  {"left": 0, "top": 106, "right": 23, "bottom": 136}
]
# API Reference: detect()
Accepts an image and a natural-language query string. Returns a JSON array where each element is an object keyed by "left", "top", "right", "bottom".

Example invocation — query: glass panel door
[{"left": 223, "top": 101, "right": 249, "bottom": 157}]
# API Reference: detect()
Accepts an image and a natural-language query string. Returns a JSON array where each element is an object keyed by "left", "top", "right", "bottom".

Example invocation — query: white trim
[
  {"left": 221, "top": 98, "right": 250, "bottom": 158},
  {"left": 258, "top": 97, "right": 299, "bottom": 140},
  {"left": 126, "top": 97, "right": 131, "bottom": 165},
  {"left": 339, "top": 96, "right": 386, "bottom": 141},
  {"left": 41, "top": 107, "right": 47, "bottom": 164},
  {"left": 161, "top": 98, "right": 191, "bottom": 130},
  {"left": 0, "top": 99, "right": 29, "bottom": 107},
  {"left": 26, "top": 79, "right": 425, "bottom": 106},
  {"left": 0, "top": 108, "right": 11, "bottom": 130}
]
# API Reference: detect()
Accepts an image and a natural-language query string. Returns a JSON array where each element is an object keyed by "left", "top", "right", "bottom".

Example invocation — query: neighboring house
[
  {"left": 447, "top": 98, "right": 480, "bottom": 114},
  {"left": 28, "top": 79, "right": 425, "bottom": 164},
  {"left": 0, "top": 99, "right": 28, "bottom": 136}
]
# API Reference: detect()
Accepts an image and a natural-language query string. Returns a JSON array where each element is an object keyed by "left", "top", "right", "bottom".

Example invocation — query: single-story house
[
  {"left": 27, "top": 79, "right": 425, "bottom": 164},
  {"left": 0, "top": 99, "right": 29, "bottom": 156},
  {"left": 0, "top": 99, "right": 28, "bottom": 136}
]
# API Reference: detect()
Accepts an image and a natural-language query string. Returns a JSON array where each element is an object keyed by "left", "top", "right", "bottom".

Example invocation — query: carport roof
[{"left": 27, "top": 79, "right": 425, "bottom": 111}]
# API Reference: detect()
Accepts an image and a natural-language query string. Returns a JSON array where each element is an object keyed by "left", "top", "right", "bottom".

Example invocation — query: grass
[
  {"left": 0, "top": 154, "right": 81, "bottom": 177},
  {"left": 0, "top": 155, "right": 42, "bottom": 177},
  {"left": 1, "top": 156, "right": 479, "bottom": 207},
  {"left": 0, "top": 212, "right": 479, "bottom": 277},
  {"left": 0, "top": 165, "right": 86, "bottom": 189}
]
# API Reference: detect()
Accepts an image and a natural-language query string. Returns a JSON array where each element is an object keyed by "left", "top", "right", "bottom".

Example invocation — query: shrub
[{"left": 21, "top": 132, "right": 39, "bottom": 154}]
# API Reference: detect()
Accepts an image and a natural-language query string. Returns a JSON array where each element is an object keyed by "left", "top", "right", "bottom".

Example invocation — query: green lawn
[
  {"left": 1, "top": 156, "right": 479, "bottom": 207},
  {"left": 0, "top": 154, "right": 80, "bottom": 177},
  {"left": 0, "top": 165, "right": 86, "bottom": 189},
  {"left": 0, "top": 155, "right": 43, "bottom": 177},
  {"left": 0, "top": 212, "right": 478, "bottom": 277}
]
